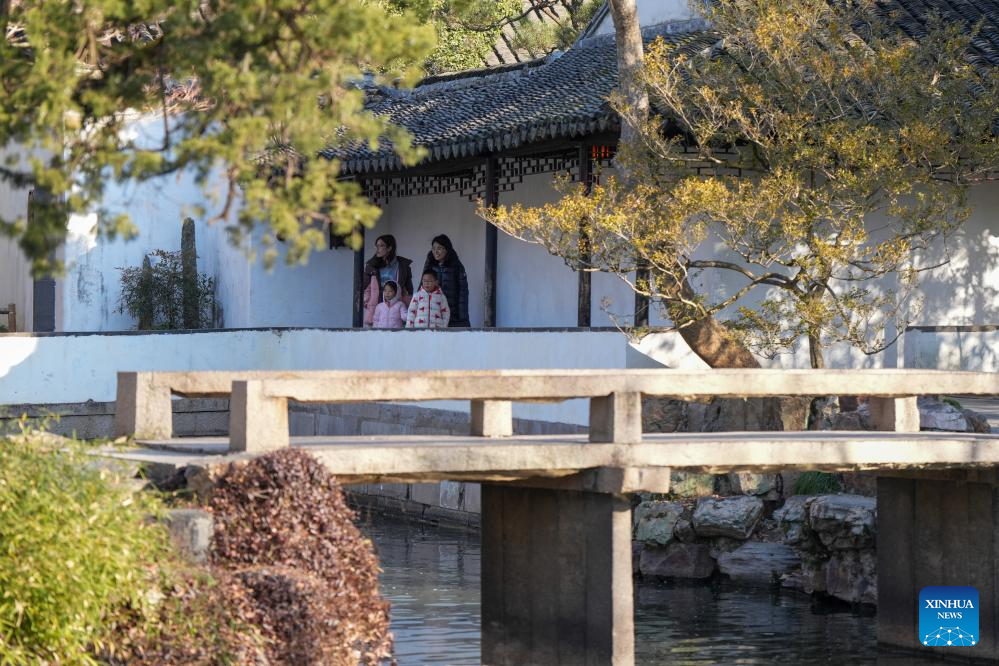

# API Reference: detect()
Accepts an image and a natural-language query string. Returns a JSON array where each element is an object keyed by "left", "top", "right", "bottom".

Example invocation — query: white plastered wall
[{"left": 592, "top": 0, "right": 700, "bottom": 35}]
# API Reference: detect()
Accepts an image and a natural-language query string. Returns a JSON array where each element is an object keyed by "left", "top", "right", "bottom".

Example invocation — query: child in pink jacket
[
  {"left": 406, "top": 270, "right": 451, "bottom": 329},
  {"left": 373, "top": 281, "right": 406, "bottom": 329}
]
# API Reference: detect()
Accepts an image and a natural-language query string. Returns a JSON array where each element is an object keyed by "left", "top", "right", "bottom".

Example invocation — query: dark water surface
[{"left": 359, "top": 514, "right": 946, "bottom": 665}]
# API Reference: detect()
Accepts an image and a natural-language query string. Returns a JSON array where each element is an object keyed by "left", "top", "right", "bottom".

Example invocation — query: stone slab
[{"left": 105, "top": 430, "right": 999, "bottom": 487}]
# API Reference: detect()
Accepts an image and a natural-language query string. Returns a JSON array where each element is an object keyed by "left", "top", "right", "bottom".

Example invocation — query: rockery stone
[{"left": 692, "top": 495, "right": 764, "bottom": 539}]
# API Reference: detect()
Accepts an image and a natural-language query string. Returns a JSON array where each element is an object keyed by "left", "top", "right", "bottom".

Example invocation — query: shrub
[
  {"left": 117, "top": 249, "right": 215, "bottom": 330},
  {"left": 209, "top": 448, "right": 393, "bottom": 665},
  {"left": 108, "top": 569, "right": 269, "bottom": 665},
  {"left": 793, "top": 471, "right": 842, "bottom": 495},
  {"left": 0, "top": 428, "right": 169, "bottom": 664}
]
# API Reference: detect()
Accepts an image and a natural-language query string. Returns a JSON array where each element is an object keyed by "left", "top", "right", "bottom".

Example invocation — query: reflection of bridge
[{"left": 110, "top": 368, "right": 999, "bottom": 665}]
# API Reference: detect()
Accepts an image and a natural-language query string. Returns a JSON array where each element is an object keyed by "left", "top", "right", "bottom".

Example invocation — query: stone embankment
[
  {"left": 633, "top": 493, "right": 877, "bottom": 605},
  {"left": 634, "top": 393, "right": 992, "bottom": 606}
]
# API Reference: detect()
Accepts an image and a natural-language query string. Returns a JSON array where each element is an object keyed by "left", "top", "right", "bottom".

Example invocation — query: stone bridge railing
[{"left": 112, "top": 368, "right": 999, "bottom": 665}]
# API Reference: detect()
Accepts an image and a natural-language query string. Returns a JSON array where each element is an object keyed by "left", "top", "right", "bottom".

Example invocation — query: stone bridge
[{"left": 108, "top": 368, "right": 999, "bottom": 665}]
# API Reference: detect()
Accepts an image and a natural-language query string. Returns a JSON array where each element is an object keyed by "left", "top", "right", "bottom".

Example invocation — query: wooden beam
[
  {"left": 352, "top": 225, "right": 366, "bottom": 328},
  {"left": 577, "top": 145, "right": 593, "bottom": 328},
  {"left": 484, "top": 156, "right": 499, "bottom": 327}
]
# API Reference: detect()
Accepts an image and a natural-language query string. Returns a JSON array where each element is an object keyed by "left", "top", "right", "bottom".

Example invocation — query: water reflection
[
  {"left": 359, "top": 514, "right": 942, "bottom": 665},
  {"left": 359, "top": 514, "right": 480, "bottom": 665}
]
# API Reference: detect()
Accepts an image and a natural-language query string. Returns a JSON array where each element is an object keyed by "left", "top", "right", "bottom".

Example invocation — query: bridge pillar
[
  {"left": 481, "top": 484, "right": 634, "bottom": 666},
  {"left": 878, "top": 472, "right": 999, "bottom": 660}
]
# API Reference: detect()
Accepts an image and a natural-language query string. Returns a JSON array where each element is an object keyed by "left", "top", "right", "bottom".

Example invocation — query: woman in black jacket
[{"left": 423, "top": 234, "right": 470, "bottom": 327}]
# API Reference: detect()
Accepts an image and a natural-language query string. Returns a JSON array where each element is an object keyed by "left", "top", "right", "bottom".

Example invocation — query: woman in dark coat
[
  {"left": 363, "top": 234, "right": 414, "bottom": 326},
  {"left": 423, "top": 234, "right": 469, "bottom": 327}
]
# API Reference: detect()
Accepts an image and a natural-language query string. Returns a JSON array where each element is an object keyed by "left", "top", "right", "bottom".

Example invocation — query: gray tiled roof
[
  {"left": 329, "top": 21, "right": 716, "bottom": 174},
  {"left": 330, "top": 1, "right": 999, "bottom": 175}
]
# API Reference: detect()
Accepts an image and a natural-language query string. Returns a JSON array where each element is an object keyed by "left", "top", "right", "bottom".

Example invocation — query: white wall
[
  {"left": 909, "top": 184, "right": 999, "bottom": 327},
  {"left": 0, "top": 329, "right": 632, "bottom": 425},
  {"left": 904, "top": 328, "right": 999, "bottom": 372},
  {"left": 242, "top": 229, "right": 354, "bottom": 328},
  {"left": 373, "top": 188, "right": 487, "bottom": 324},
  {"left": 0, "top": 146, "right": 35, "bottom": 332},
  {"left": 593, "top": 0, "right": 700, "bottom": 34},
  {"left": 58, "top": 115, "right": 244, "bottom": 331}
]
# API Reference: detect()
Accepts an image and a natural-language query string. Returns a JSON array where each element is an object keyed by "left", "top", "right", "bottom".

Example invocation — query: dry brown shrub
[
  {"left": 106, "top": 570, "right": 270, "bottom": 665},
  {"left": 209, "top": 448, "right": 392, "bottom": 665}
]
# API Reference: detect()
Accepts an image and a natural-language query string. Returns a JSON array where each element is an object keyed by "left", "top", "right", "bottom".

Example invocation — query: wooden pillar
[
  {"left": 481, "top": 484, "right": 634, "bottom": 665},
  {"left": 634, "top": 268, "right": 649, "bottom": 328},
  {"left": 578, "top": 145, "right": 593, "bottom": 328},
  {"left": 484, "top": 157, "right": 499, "bottom": 327},
  {"left": 352, "top": 225, "right": 366, "bottom": 328}
]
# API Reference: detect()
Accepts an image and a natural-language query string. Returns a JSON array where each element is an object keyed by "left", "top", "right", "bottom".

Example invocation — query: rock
[
  {"left": 774, "top": 495, "right": 813, "bottom": 547},
  {"left": 184, "top": 464, "right": 218, "bottom": 500},
  {"left": 839, "top": 472, "right": 877, "bottom": 497},
  {"left": 780, "top": 397, "right": 813, "bottom": 431},
  {"left": 808, "top": 495, "right": 876, "bottom": 550},
  {"left": 632, "top": 541, "right": 643, "bottom": 575},
  {"left": 824, "top": 550, "right": 877, "bottom": 605},
  {"left": 642, "top": 397, "right": 688, "bottom": 432},
  {"left": 674, "top": 518, "right": 696, "bottom": 543},
  {"left": 708, "top": 536, "right": 744, "bottom": 560},
  {"left": 963, "top": 409, "right": 993, "bottom": 434},
  {"left": 724, "top": 472, "right": 779, "bottom": 499},
  {"left": 639, "top": 543, "right": 715, "bottom": 579},
  {"left": 918, "top": 396, "right": 968, "bottom": 432},
  {"left": 164, "top": 508, "right": 214, "bottom": 564},
  {"left": 633, "top": 500, "right": 683, "bottom": 545},
  {"left": 810, "top": 396, "right": 840, "bottom": 430},
  {"left": 832, "top": 410, "right": 869, "bottom": 431},
  {"left": 717, "top": 542, "right": 801, "bottom": 584},
  {"left": 688, "top": 398, "right": 784, "bottom": 432},
  {"left": 782, "top": 552, "right": 828, "bottom": 593},
  {"left": 692, "top": 495, "right": 764, "bottom": 539},
  {"left": 669, "top": 471, "right": 716, "bottom": 497}
]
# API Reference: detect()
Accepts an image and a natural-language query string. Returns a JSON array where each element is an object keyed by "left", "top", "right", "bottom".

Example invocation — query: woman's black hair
[
  {"left": 368, "top": 234, "right": 397, "bottom": 266},
  {"left": 430, "top": 234, "right": 459, "bottom": 266}
]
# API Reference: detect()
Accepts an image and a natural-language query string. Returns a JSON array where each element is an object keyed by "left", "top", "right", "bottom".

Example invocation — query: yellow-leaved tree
[{"left": 483, "top": 0, "right": 999, "bottom": 369}]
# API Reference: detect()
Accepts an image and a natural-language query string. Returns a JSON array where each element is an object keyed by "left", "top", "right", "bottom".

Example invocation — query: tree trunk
[
  {"left": 181, "top": 217, "right": 200, "bottom": 329},
  {"left": 675, "top": 310, "right": 761, "bottom": 368},
  {"left": 808, "top": 330, "right": 825, "bottom": 369},
  {"left": 607, "top": 0, "right": 760, "bottom": 371},
  {"left": 608, "top": 0, "right": 648, "bottom": 151}
]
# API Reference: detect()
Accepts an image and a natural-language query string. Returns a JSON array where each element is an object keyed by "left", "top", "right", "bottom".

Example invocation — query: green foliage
[
  {"left": 793, "top": 471, "right": 842, "bottom": 496},
  {"left": 0, "top": 424, "right": 169, "bottom": 664},
  {"left": 118, "top": 249, "right": 215, "bottom": 330},
  {"left": 388, "top": 0, "right": 521, "bottom": 74},
  {"left": 508, "top": 0, "right": 602, "bottom": 54},
  {"left": 942, "top": 396, "right": 963, "bottom": 410},
  {"left": 484, "top": 0, "right": 999, "bottom": 364},
  {"left": 0, "top": 1, "right": 437, "bottom": 275}
]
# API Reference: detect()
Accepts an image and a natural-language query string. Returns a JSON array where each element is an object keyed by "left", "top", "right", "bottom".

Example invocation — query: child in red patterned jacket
[{"left": 405, "top": 270, "right": 451, "bottom": 329}]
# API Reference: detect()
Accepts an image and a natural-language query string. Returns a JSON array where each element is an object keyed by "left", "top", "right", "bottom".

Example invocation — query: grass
[{"left": 793, "top": 471, "right": 842, "bottom": 495}]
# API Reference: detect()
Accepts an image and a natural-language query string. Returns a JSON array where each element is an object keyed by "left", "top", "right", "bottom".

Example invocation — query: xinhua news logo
[{"left": 919, "top": 586, "right": 979, "bottom": 647}]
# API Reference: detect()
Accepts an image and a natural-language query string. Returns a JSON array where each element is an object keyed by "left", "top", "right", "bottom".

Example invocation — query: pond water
[{"left": 358, "top": 514, "right": 945, "bottom": 665}]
